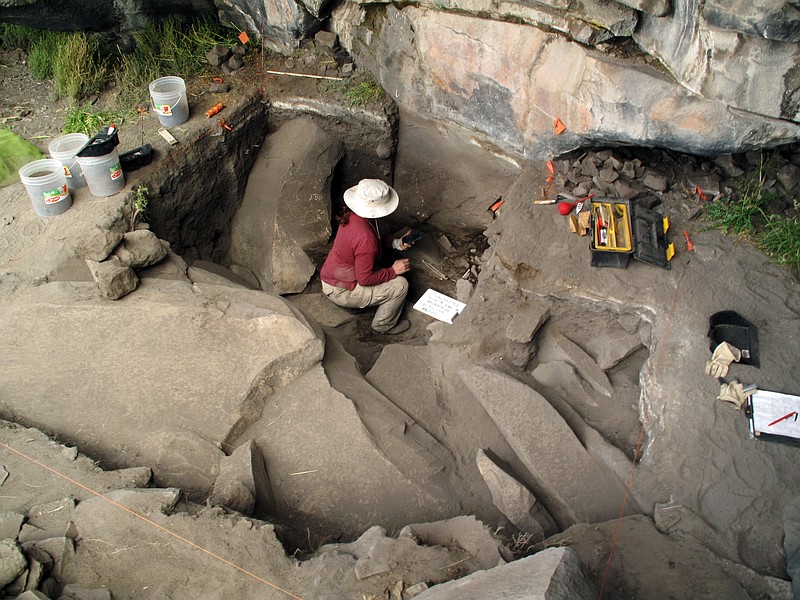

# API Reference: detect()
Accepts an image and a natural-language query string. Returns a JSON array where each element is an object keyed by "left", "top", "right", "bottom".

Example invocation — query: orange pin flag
[
  {"left": 545, "top": 160, "right": 555, "bottom": 183},
  {"left": 238, "top": 31, "right": 250, "bottom": 44},
  {"left": 554, "top": 118, "right": 566, "bottom": 135}
]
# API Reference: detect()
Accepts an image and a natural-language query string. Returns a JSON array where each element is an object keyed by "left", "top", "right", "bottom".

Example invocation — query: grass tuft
[
  {"left": 53, "top": 33, "right": 107, "bottom": 100},
  {"left": 1, "top": 18, "right": 229, "bottom": 110},
  {"left": 113, "top": 17, "right": 230, "bottom": 108},
  {"left": 705, "top": 158, "right": 800, "bottom": 274},
  {"left": 344, "top": 81, "right": 384, "bottom": 107},
  {"left": 759, "top": 212, "right": 800, "bottom": 273}
]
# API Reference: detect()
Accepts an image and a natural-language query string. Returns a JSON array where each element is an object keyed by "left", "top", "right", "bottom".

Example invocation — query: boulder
[
  {"left": 26, "top": 498, "right": 77, "bottom": 541},
  {"left": 21, "top": 537, "right": 74, "bottom": 580},
  {"left": 475, "top": 449, "right": 550, "bottom": 541},
  {"left": 73, "top": 228, "right": 123, "bottom": 262},
  {"left": 14, "top": 591, "right": 50, "bottom": 600},
  {"left": 505, "top": 298, "right": 550, "bottom": 344},
  {"left": 0, "top": 280, "right": 323, "bottom": 497},
  {"left": 457, "top": 366, "right": 630, "bottom": 525},
  {"left": 578, "top": 323, "right": 644, "bottom": 371},
  {"left": 538, "top": 332, "right": 613, "bottom": 397},
  {"left": 85, "top": 257, "right": 139, "bottom": 300},
  {"left": 0, "top": 539, "right": 26, "bottom": 588},
  {"left": 228, "top": 117, "right": 344, "bottom": 294},
  {"left": 399, "top": 516, "right": 510, "bottom": 571},
  {"left": 187, "top": 260, "right": 255, "bottom": 289},
  {"left": 148, "top": 430, "right": 224, "bottom": 498},
  {"left": 111, "top": 230, "right": 168, "bottom": 269},
  {"left": 209, "top": 439, "right": 274, "bottom": 516},
  {"left": 137, "top": 247, "right": 188, "bottom": 281},
  {"left": 245, "top": 354, "right": 459, "bottom": 543},
  {"left": 413, "top": 547, "right": 598, "bottom": 600}
]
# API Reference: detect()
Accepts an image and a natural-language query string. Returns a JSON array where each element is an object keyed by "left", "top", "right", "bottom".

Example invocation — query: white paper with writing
[{"left": 413, "top": 289, "right": 466, "bottom": 324}]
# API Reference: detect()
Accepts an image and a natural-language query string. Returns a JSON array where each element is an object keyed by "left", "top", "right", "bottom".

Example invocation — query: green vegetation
[
  {"left": 344, "top": 81, "right": 384, "bottom": 107},
  {"left": 0, "top": 18, "right": 231, "bottom": 111},
  {"left": 0, "top": 26, "right": 105, "bottom": 99},
  {"left": 62, "top": 105, "right": 131, "bottom": 136},
  {"left": 759, "top": 214, "right": 800, "bottom": 272},
  {"left": 130, "top": 185, "right": 149, "bottom": 231},
  {"left": 704, "top": 160, "right": 800, "bottom": 274},
  {"left": 321, "top": 77, "right": 386, "bottom": 108},
  {"left": 113, "top": 18, "right": 230, "bottom": 108}
]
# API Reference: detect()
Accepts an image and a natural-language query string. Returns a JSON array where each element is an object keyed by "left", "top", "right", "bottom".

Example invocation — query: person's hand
[
  {"left": 392, "top": 229, "right": 414, "bottom": 251},
  {"left": 392, "top": 258, "right": 411, "bottom": 275}
]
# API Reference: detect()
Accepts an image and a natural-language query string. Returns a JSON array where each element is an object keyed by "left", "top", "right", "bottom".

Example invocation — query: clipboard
[{"left": 746, "top": 389, "right": 800, "bottom": 443}]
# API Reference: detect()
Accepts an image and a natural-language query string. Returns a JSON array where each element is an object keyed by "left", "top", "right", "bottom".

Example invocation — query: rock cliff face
[{"left": 2, "top": 1, "right": 798, "bottom": 157}]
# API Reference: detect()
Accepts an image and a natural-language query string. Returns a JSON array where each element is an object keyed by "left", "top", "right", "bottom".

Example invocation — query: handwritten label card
[{"left": 413, "top": 289, "right": 466, "bottom": 324}]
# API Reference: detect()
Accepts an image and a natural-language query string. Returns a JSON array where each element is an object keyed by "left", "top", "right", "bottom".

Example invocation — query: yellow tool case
[{"left": 589, "top": 197, "right": 674, "bottom": 269}]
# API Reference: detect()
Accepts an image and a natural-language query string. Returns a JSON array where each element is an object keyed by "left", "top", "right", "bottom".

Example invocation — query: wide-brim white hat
[{"left": 343, "top": 179, "right": 399, "bottom": 219}]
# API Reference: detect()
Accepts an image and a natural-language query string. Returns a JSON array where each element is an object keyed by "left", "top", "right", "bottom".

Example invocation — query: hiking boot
[{"left": 376, "top": 319, "right": 410, "bottom": 335}]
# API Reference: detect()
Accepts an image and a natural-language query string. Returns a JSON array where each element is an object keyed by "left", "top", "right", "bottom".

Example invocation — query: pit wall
[{"left": 134, "top": 87, "right": 397, "bottom": 269}]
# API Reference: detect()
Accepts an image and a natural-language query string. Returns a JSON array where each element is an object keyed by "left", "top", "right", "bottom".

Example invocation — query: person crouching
[{"left": 320, "top": 179, "right": 412, "bottom": 335}]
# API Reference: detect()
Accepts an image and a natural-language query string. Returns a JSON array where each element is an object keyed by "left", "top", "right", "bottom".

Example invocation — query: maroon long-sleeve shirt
[{"left": 319, "top": 214, "right": 395, "bottom": 290}]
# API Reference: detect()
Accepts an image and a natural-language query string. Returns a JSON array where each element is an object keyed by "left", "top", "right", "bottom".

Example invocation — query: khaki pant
[{"left": 322, "top": 277, "right": 408, "bottom": 332}]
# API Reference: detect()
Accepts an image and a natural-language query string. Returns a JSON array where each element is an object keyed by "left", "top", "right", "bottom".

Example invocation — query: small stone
[
  {"left": 777, "top": 164, "right": 800, "bottom": 191},
  {"left": 206, "top": 44, "right": 231, "bottom": 68},
  {"left": 222, "top": 53, "right": 244, "bottom": 74},
  {"left": 580, "top": 160, "right": 599, "bottom": 177},
  {"left": 315, "top": 31, "right": 338, "bottom": 48},
  {"left": 209, "top": 82, "right": 229, "bottom": 93},
  {"left": 597, "top": 167, "right": 619, "bottom": 183},
  {"left": 285, "top": 58, "right": 296, "bottom": 69},
  {"left": 403, "top": 582, "right": 429, "bottom": 599},
  {"left": 642, "top": 172, "right": 668, "bottom": 192},
  {"left": 376, "top": 141, "right": 393, "bottom": 159},
  {"left": 340, "top": 62, "right": 354, "bottom": 76}
]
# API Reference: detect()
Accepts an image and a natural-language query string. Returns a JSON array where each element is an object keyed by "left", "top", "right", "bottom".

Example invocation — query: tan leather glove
[
  {"left": 716, "top": 380, "right": 756, "bottom": 409},
  {"left": 705, "top": 342, "right": 742, "bottom": 378}
]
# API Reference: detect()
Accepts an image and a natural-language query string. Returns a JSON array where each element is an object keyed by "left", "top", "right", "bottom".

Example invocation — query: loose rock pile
[
  {"left": 82, "top": 229, "right": 170, "bottom": 300},
  {"left": 550, "top": 145, "right": 800, "bottom": 220}
]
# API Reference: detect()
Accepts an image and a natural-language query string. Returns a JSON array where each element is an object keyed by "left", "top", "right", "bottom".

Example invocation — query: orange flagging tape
[
  {"left": 238, "top": 31, "right": 250, "bottom": 44},
  {"left": 553, "top": 118, "right": 566, "bottom": 135},
  {"left": 0, "top": 441, "right": 303, "bottom": 600}
]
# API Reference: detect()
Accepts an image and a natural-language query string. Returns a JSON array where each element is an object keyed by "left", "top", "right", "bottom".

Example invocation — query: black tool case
[{"left": 589, "top": 197, "right": 674, "bottom": 269}]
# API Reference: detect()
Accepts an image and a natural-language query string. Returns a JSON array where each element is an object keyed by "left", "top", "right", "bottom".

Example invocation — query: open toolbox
[{"left": 589, "top": 197, "right": 674, "bottom": 269}]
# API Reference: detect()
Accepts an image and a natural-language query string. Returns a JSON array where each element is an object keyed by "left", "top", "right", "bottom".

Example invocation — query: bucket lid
[{"left": 76, "top": 126, "right": 120, "bottom": 158}]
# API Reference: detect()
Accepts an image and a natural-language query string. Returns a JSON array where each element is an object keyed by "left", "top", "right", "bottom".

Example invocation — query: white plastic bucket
[
  {"left": 19, "top": 159, "right": 72, "bottom": 217},
  {"left": 77, "top": 148, "right": 126, "bottom": 197},
  {"left": 48, "top": 133, "right": 89, "bottom": 191},
  {"left": 149, "top": 76, "right": 189, "bottom": 127}
]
